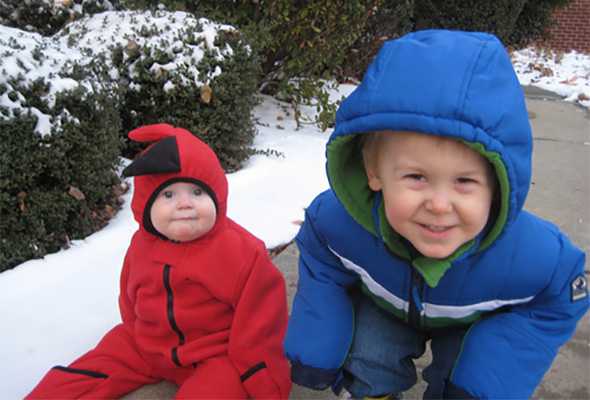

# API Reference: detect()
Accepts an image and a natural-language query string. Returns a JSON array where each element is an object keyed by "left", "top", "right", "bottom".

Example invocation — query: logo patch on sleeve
[{"left": 571, "top": 275, "right": 588, "bottom": 302}]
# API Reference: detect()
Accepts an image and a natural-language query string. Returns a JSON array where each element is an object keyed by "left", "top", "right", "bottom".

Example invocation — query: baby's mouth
[{"left": 174, "top": 216, "right": 197, "bottom": 221}]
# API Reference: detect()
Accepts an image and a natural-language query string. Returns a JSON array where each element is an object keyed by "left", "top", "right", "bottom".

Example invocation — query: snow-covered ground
[
  {"left": 512, "top": 47, "right": 590, "bottom": 108},
  {"left": 1, "top": 20, "right": 588, "bottom": 397}
]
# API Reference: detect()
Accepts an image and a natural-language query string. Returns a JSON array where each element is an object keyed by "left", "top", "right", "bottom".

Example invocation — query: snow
[
  {"left": 511, "top": 47, "right": 590, "bottom": 108},
  {"left": 1, "top": 16, "right": 589, "bottom": 397}
]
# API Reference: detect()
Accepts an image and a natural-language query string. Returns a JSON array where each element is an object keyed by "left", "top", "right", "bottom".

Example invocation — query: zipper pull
[{"left": 411, "top": 285, "right": 424, "bottom": 316}]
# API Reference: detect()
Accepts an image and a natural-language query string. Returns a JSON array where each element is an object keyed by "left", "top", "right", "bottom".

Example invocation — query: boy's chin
[{"left": 413, "top": 244, "right": 457, "bottom": 260}]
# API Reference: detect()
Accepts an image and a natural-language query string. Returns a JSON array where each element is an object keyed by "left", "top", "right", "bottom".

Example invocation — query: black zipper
[
  {"left": 408, "top": 267, "right": 425, "bottom": 329},
  {"left": 52, "top": 366, "right": 108, "bottom": 379},
  {"left": 163, "top": 264, "right": 185, "bottom": 367}
]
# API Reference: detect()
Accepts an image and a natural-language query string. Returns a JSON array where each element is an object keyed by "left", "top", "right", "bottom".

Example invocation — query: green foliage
[
  {"left": 113, "top": 18, "right": 259, "bottom": 172},
  {"left": 122, "top": 0, "right": 382, "bottom": 130},
  {"left": 341, "top": 1, "right": 414, "bottom": 80},
  {"left": 1, "top": 10, "right": 259, "bottom": 271},
  {"left": 0, "top": 80, "right": 121, "bottom": 272},
  {"left": 0, "top": 0, "right": 121, "bottom": 35},
  {"left": 508, "top": 0, "right": 571, "bottom": 48},
  {"left": 413, "top": 0, "right": 572, "bottom": 47}
]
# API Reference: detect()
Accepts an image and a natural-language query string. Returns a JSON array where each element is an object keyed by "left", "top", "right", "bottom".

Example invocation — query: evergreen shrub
[
  {"left": 0, "top": 26, "right": 121, "bottom": 272},
  {"left": 57, "top": 10, "right": 259, "bottom": 170},
  {"left": 1, "top": 10, "right": 258, "bottom": 270},
  {"left": 413, "top": 0, "right": 572, "bottom": 48},
  {"left": 341, "top": 1, "right": 414, "bottom": 80},
  {"left": 508, "top": 0, "right": 571, "bottom": 48},
  {"left": 123, "top": 0, "right": 380, "bottom": 129},
  {"left": 0, "top": 0, "right": 120, "bottom": 36}
]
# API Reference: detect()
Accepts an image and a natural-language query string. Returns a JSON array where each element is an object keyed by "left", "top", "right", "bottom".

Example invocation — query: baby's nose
[{"left": 177, "top": 193, "right": 194, "bottom": 208}]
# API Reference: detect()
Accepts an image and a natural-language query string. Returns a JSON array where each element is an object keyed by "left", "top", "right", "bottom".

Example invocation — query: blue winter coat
[{"left": 284, "top": 30, "right": 589, "bottom": 398}]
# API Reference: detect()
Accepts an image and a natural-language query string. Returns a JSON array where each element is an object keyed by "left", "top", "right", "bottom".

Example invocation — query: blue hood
[{"left": 326, "top": 30, "right": 533, "bottom": 284}]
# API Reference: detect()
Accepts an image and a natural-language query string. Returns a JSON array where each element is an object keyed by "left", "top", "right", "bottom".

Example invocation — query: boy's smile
[
  {"left": 150, "top": 181, "right": 217, "bottom": 242},
  {"left": 365, "top": 131, "right": 495, "bottom": 259}
]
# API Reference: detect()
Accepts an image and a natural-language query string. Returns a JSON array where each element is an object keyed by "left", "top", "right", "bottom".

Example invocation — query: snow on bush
[{"left": 0, "top": 10, "right": 258, "bottom": 272}]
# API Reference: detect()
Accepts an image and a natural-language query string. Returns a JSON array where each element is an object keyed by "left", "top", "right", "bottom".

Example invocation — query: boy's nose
[{"left": 425, "top": 191, "right": 453, "bottom": 214}]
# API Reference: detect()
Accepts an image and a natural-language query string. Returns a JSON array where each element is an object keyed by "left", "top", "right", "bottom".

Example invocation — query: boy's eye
[
  {"left": 193, "top": 188, "right": 202, "bottom": 196},
  {"left": 457, "top": 177, "right": 477, "bottom": 185},
  {"left": 404, "top": 173, "right": 425, "bottom": 181}
]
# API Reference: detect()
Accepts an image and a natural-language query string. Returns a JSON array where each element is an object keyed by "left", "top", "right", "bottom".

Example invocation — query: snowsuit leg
[
  {"left": 175, "top": 356, "right": 248, "bottom": 399},
  {"left": 27, "top": 324, "right": 158, "bottom": 399}
]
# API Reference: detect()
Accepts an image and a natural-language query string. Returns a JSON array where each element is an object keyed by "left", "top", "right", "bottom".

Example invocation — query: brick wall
[{"left": 546, "top": 0, "right": 590, "bottom": 53}]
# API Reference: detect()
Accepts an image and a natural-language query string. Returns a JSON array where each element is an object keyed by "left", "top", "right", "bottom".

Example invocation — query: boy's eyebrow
[{"left": 455, "top": 169, "right": 488, "bottom": 176}]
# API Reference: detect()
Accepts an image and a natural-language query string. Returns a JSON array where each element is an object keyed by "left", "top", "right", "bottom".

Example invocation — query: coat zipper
[
  {"left": 163, "top": 264, "right": 185, "bottom": 367},
  {"left": 408, "top": 268, "right": 425, "bottom": 329}
]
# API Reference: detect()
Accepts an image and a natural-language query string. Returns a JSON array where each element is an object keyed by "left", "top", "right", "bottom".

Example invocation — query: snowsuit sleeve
[
  {"left": 447, "top": 235, "right": 589, "bottom": 399},
  {"left": 227, "top": 246, "right": 292, "bottom": 399},
  {"left": 118, "top": 248, "right": 135, "bottom": 326},
  {"left": 284, "top": 200, "right": 358, "bottom": 390}
]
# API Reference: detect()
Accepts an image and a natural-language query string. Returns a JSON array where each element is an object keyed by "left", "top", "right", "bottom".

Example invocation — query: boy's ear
[
  {"left": 364, "top": 159, "right": 383, "bottom": 191},
  {"left": 366, "top": 169, "right": 383, "bottom": 191}
]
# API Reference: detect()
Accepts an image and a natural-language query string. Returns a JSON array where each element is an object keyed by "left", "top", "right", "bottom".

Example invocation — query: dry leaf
[
  {"left": 68, "top": 186, "right": 86, "bottom": 201},
  {"left": 17, "top": 191, "right": 27, "bottom": 212},
  {"left": 560, "top": 76, "right": 578, "bottom": 85},
  {"left": 200, "top": 84, "right": 212, "bottom": 104},
  {"left": 104, "top": 205, "right": 116, "bottom": 219},
  {"left": 540, "top": 67, "right": 553, "bottom": 77}
]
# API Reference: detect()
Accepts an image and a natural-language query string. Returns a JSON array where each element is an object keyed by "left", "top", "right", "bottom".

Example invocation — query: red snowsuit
[{"left": 27, "top": 124, "right": 292, "bottom": 399}]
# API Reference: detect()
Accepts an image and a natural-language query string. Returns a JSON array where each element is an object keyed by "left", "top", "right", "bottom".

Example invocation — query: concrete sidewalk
[{"left": 125, "top": 90, "right": 590, "bottom": 399}]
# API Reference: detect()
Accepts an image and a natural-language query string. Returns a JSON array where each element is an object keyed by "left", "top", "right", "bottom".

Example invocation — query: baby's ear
[
  {"left": 122, "top": 136, "right": 180, "bottom": 177},
  {"left": 128, "top": 123, "right": 176, "bottom": 143}
]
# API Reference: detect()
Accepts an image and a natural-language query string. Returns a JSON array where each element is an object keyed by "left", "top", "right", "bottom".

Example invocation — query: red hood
[{"left": 123, "top": 124, "right": 228, "bottom": 239}]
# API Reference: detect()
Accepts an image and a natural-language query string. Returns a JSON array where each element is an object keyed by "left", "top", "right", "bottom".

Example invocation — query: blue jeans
[{"left": 341, "top": 294, "right": 467, "bottom": 399}]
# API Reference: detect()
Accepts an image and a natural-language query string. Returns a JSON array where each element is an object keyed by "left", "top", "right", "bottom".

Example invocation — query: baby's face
[
  {"left": 150, "top": 182, "right": 216, "bottom": 242},
  {"left": 366, "top": 131, "right": 494, "bottom": 259}
]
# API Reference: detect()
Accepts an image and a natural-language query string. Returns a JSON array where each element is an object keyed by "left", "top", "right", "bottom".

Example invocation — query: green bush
[
  {"left": 413, "top": 0, "right": 571, "bottom": 48},
  {"left": 122, "top": 0, "right": 380, "bottom": 129},
  {"left": 0, "top": 29, "right": 122, "bottom": 271},
  {"left": 1, "top": 10, "right": 260, "bottom": 270},
  {"left": 508, "top": 0, "right": 571, "bottom": 48},
  {"left": 341, "top": 1, "right": 413, "bottom": 81},
  {"left": 0, "top": 0, "right": 121, "bottom": 36},
  {"left": 56, "top": 10, "right": 259, "bottom": 171}
]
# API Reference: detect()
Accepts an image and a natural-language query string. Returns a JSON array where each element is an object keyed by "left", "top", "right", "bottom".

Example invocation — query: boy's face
[
  {"left": 365, "top": 131, "right": 494, "bottom": 259},
  {"left": 150, "top": 181, "right": 217, "bottom": 242}
]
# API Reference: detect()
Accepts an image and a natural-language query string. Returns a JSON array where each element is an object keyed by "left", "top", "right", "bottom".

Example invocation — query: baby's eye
[
  {"left": 163, "top": 190, "right": 174, "bottom": 199},
  {"left": 193, "top": 188, "right": 202, "bottom": 196}
]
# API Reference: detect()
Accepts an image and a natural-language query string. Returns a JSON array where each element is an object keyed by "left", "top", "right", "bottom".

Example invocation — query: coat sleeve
[
  {"left": 448, "top": 235, "right": 589, "bottom": 399},
  {"left": 228, "top": 246, "right": 292, "bottom": 399},
  {"left": 284, "top": 202, "right": 358, "bottom": 390}
]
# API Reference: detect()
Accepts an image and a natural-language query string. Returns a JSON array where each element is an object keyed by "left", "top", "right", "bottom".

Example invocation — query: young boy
[
  {"left": 285, "top": 30, "right": 588, "bottom": 399},
  {"left": 28, "top": 124, "right": 291, "bottom": 399}
]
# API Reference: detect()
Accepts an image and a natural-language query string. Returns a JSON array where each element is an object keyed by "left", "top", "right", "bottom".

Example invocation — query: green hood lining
[{"left": 327, "top": 134, "right": 510, "bottom": 288}]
